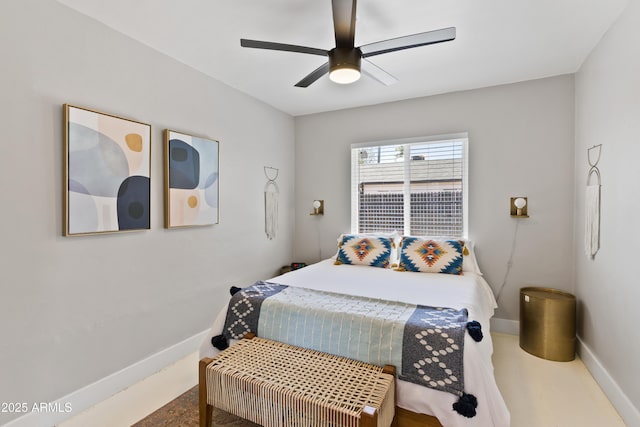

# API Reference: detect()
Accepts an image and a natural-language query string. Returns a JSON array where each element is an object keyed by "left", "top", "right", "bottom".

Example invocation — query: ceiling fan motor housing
[{"left": 329, "top": 47, "right": 362, "bottom": 80}]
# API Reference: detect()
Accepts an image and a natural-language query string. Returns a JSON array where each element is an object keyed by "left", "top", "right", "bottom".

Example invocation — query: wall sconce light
[
  {"left": 310, "top": 200, "right": 324, "bottom": 216},
  {"left": 510, "top": 197, "right": 529, "bottom": 218}
]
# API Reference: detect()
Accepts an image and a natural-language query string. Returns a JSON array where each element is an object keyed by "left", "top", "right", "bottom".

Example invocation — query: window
[{"left": 351, "top": 134, "right": 468, "bottom": 238}]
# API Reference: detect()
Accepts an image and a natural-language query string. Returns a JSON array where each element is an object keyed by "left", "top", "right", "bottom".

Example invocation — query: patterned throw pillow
[
  {"left": 396, "top": 237, "right": 464, "bottom": 275},
  {"left": 334, "top": 234, "right": 393, "bottom": 268}
]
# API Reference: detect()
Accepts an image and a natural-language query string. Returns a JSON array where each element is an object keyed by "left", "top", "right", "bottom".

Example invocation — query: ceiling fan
[{"left": 240, "top": 0, "right": 456, "bottom": 87}]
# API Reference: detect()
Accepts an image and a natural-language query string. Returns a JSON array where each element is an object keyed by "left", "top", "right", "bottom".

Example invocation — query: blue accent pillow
[
  {"left": 397, "top": 237, "right": 464, "bottom": 275},
  {"left": 334, "top": 234, "right": 393, "bottom": 268}
]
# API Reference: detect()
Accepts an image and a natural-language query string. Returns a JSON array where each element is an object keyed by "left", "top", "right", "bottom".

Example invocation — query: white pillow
[{"left": 462, "top": 240, "right": 483, "bottom": 276}]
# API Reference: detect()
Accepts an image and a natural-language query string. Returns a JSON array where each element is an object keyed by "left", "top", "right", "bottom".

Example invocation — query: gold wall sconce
[
  {"left": 510, "top": 197, "right": 529, "bottom": 218},
  {"left": 310, "top": 200, "right": 324, "bottom": 216}
]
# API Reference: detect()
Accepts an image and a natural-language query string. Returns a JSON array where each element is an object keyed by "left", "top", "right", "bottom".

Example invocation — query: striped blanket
[{"left": 212, "top": 281, "right": 482, "bottom": 417}]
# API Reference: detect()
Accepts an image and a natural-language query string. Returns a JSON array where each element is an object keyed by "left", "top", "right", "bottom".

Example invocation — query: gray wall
[
  {"left": 293, "top": 75, "right": 576, "bottom": 322},
  {"left": 575, "top": 0, "right": 640, "bottom": 422},
  {"left": 0, "top": 0, "right": 294, "bottom": 424}
]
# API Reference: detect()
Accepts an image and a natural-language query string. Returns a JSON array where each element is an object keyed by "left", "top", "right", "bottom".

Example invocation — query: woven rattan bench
[{"left": 199, "top": 334, "right": 396, "bottom": 427}]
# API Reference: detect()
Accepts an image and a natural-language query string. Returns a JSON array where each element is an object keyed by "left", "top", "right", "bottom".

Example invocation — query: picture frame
[
  {"left": 63, "top": 104, "right": 151, "bottom": 236},
  {"left": 164, "top": 129, "right": 219, "bottom": 228}
]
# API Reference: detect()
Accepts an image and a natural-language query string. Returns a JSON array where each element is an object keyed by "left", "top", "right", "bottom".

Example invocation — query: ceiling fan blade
[
  {"left": 294, "top": 62, "right": 331, "bottom": 87},
  {"left": 359, "top": 27, "right": 456, "bottom": 58},
  {"left": 362, "top": 59, "right": 398, "bottom": 86},
  {"left": 241, "top": 39, "right": 328, "bottom": 56},
  {"left": 332, "top": 0, "right": 357, "bottom": 48}
]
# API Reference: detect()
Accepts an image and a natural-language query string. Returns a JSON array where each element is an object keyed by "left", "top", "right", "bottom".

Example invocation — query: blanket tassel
[
  {"left": 211, "top": 334, "right": 229, "bottom": 351},
  {"left": 466, "top": 320, "right": 483, "bottom": 342},
  {"left": 212, "top": 287, "right": 242, "bottom": 350},
  {"left": 453, "top": 393, "right": 478, "bottom": 418}
]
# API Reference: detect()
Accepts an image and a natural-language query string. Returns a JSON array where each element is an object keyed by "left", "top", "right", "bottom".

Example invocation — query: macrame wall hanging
[
  {"left": 585, "top": 144, "right": 602, "bottom": 259},
  {"left": 264, "top": 166, "right": 279, "bottom": 240}
]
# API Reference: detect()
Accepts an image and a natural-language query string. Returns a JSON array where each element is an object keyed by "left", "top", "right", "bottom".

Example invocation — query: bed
[{"left": 200, "top": 236, "right": 510, "bottom": 427}]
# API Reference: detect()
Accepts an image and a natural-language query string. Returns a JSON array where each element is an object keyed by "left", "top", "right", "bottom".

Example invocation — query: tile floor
[{"left": 59, "top": 333, "right": 627, "bottom": 427}]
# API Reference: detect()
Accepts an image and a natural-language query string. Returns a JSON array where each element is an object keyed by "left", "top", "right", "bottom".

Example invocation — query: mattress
[{"left": 200, "top": 259, "right": 510, "bottom": 427}]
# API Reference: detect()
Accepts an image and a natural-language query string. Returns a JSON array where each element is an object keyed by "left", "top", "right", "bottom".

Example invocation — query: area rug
[{"left": 132, "top": 386, "right": 259, "bottom": 427}]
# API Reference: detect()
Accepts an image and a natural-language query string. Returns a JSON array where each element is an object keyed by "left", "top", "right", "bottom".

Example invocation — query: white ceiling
[{"left": 57, "top": 0, "right": 627, "bottom": 116}]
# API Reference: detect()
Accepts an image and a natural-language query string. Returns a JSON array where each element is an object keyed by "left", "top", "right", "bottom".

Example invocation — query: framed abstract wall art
[
  {"left": 164, "top": 130, "right": 219, "bottom": 228},
  {"left": 63, "top": 104, "right": 151, "bottom": 236}
]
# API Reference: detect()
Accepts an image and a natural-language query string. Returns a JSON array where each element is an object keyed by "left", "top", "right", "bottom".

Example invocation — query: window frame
[{"left": 351, "top": 133, "right": 469, "bottom": 238}]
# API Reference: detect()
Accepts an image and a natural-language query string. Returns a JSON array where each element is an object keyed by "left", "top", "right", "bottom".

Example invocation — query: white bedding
[{"left": 200, "top": 259, "right": 510, "bottom": 427}]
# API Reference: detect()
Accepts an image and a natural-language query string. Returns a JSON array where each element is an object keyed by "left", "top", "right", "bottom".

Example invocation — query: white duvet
[{"left": 200, "top": 259, "right": 510, "bottom": 427}]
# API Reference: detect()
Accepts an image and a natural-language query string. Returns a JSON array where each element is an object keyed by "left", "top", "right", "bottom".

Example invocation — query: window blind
[{"left": 351, "top": 135, "right": 468, "bottom": 238}]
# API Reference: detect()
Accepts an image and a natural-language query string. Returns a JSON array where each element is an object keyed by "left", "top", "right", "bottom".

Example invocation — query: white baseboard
[
  {"left": 577, "top": 337, "right": 640, "bottom": 427},
  {"left": 2, "top": 330, "right": 208, "bottom": 427},
  {"left": 491, "top": 317, "right": 520, "bottom": 335}
]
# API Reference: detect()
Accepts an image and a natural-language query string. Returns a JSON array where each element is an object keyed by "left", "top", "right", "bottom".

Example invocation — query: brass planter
[{"left": 519, "top": 287, "right": 576, "bottom": 362}]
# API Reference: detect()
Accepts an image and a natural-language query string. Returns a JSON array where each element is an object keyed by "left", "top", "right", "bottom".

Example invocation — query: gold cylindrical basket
[{"left": 520, "top": 287, "right": 576, "bottom": 362}]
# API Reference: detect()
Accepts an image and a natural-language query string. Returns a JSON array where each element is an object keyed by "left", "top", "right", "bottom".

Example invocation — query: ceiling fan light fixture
[{"left": 328, "top": 47, "right": 361, "bottom": 84}]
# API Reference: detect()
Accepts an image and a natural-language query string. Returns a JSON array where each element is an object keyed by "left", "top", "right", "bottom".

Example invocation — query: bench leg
[
  {"left": 199, "top": 358, "right": 214, "bottom": 427},
  {"left": 383, "top": 365, "right": 397, "bottom": 427},
  {"left": 361, "top": 405, "right": 378, "bottom": 427}
]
